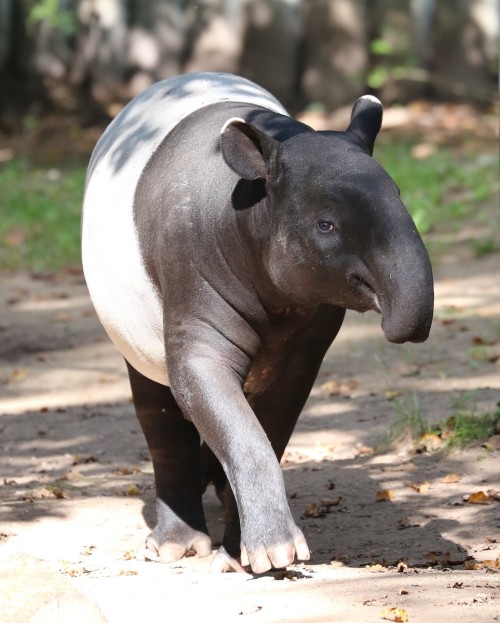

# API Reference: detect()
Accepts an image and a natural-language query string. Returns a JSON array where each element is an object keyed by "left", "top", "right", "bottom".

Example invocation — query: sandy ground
[{"left": 1, "top": 241, "right": 500, "bottom": 622}]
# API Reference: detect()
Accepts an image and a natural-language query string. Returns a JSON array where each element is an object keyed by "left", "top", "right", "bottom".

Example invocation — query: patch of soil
[{"left": 1, "top": 246, "right": 500, "bottom": 621}]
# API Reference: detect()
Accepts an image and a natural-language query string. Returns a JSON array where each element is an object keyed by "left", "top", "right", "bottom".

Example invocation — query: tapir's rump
[{"left": 82, "top": 73, "right": 287, "bottom": 386}]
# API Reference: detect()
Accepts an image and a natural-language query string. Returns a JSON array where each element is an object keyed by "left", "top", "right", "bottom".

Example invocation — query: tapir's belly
[{"left": 82, "top": 73, "right": 287, "bottom": 386}]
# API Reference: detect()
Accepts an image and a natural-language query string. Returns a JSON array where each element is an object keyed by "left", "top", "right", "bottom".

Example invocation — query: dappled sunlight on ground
[{"left": 1, "top": 237, "right": 499, "bottom": 620}]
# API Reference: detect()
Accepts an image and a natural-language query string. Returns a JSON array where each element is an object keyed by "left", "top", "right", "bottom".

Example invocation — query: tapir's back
[{"left": 82, "top": 73, "right": 288, "bottom": 386}]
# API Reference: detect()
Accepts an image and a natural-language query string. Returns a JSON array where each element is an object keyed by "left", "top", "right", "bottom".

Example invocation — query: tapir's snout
[
  {"left": 382, "top": 307, "right": 433, "bottom": 344},
  {"left": 378, "top": 241, "right": 434, "bottom": 345}
]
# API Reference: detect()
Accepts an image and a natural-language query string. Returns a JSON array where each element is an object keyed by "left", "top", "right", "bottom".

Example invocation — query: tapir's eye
[{"left": 318, "top": 220, "right": 335, "bottom": 233}]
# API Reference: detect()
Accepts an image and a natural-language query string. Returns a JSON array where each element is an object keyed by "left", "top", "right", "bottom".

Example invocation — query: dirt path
[{"left": 1, "top": 244, "right": 499, "bottom": 622}]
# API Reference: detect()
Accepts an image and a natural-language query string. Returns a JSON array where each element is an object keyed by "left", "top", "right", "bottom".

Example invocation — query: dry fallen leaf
[
  {"left": 466, "top": 491, "right": 493, "bottom": 505},
  {"left": 380, "top": 607, "right": 409, "bottom": 622},
  {"left": 354, "top": 443, "right": 374, "bottom": 457},
  {"left": 366, "top": 563, "right": 385, "bottom": 572},
  {"left": 376, "top": 489, "right": 395, "bottom": 502},
  {"left": 126, "top": 484, "right": 141, "bottom": 496},
  {"left": 410, "top": 481, "right": 431, "bottom": 494},
  {"left": 303, "top": 496, "right": 342, "bottom": 517},
  {"left": 321, "top": 380, "right": 341, "bottom": 396},
  {"left": 72, "top": 454, "right": 98, "bottom": 465},
  {"left": 471, "top": 336, "right": 497, "bottom": 346},
  {"left": 320, "top": 379, "right": 358, "bottom": 396},
  {"left": 483, "top": 435, "right": 500, "bottom": 451},
  {"left": 465, "top": 559, "right": 500, "bottom": 570},
  {"left": 384, "top": 390, "right": 402, "bottom": 400},
  {"left": 28, "top": 485, "right": 69, "bottom": 500},
  {"left": 424, "top": 551, "right": 468, "bottom": 566},
  {"left": 114, "top": 467, "right": 134, "bottom": 476},
  {"left": 421, "top": 433, "right": 442, "bottom": 445},
  {"left": 59, "top": 561, "right": 85, "bottom": 577},
  {"left": 441, "top": 473, "right": 461, "bottom": 483},
  {"left": 304, "top": 503, "right": 321, "bottom": 517},
  {"left": 119, "top": 569, "right": 138, "bottom": 576},
  {"left": 319, "top": 496, "right": 343, "bottom": 508},
  {"left": 80, "top": 545, "right": 96, "bottom": 556},
  {"left": 9, "top": 368, "right": 28, "bottom": 383}
]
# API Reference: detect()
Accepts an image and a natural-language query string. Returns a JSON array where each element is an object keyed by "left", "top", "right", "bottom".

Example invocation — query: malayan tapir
[{"left": 82, "top": 72, "right": 433, "bottom": 574}]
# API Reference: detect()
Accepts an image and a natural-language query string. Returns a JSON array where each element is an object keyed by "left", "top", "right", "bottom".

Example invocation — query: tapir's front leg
[
  {"left": 166, "top": 325, "right": 309, "bottom": 575},
  {"left": 212, "top": 304, "right": 346, "bottom": 571}
]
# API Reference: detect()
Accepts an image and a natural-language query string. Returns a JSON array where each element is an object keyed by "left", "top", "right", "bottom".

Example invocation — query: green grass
[
  {"left": 0, "top": 160, "right": 85, "bottom": 272},
  {"left": 375, "top": 142, "right": 499, "bottom": 236},
  {"left": 383, "top": 390, "right": 500, "bottom": 451},
  {"left": 384, "top": 391, "right": 429, "bottom": 443},
  {"left": 438, "top": 410, "right": 500, "bottom": 449},
  {"left": 0, "top": 138, "right": 498, "bottom": 272}
]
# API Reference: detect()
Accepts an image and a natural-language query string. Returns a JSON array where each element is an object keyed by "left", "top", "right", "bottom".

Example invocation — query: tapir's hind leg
[
  {"left": 211, "top": 305, "right": 346, "bottom": 572},
  {"left": 126, "top": 361, "right": 212, "bottom": 562}
]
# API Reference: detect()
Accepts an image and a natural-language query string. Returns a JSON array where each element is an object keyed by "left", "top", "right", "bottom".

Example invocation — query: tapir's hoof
[
  {"left": 210, "top": 534, "right": 310, "bottom": 574},
  {"left": 138, "top": 530, "right": 212, "bottom": 563}
]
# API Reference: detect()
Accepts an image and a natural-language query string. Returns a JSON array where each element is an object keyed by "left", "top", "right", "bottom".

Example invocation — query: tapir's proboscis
[{"left": 82, "top": 73, "right": 434, "bottom": 574}]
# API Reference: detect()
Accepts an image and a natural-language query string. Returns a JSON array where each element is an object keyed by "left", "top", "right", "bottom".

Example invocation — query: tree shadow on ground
[{"left": 2, "top": 393, "right": 496, "bottom": 571}]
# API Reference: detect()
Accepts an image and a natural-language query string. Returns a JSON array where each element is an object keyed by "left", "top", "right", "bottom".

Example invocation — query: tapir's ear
[
  {"left": 220, "top": 117, "right": 281, "bottom": 181},
  {"left": 346, "top": 95, "right": 383, "bottom": 156}
]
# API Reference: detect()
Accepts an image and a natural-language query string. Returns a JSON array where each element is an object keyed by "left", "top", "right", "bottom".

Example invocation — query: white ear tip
[
  {"left": 359, "top": 94, "right": 383, "bottom": 107},
  {"left": 220, "top": 117, "right": 246, "bottom": 134}
]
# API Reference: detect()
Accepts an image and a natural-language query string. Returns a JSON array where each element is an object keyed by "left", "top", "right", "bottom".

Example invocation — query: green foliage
[
  {"left": 0, "top": 160, "right": 85, "bottom": 272},
  {"left": 370, "top": 38, "right": 394, "bottom": 56},
  {"left": 28, "top": 0, "right": 78, "bottom": 35},
  {"left": 434, "top": 409, "right": 500, "bottom": 449},
  {"left": 374, "top": 144, "right": 499, "bottom": 236},
  {"left": 0, "top": 141, "right": 497, "bottom": 273},
  {"left": 472, "top": 237, "right": 499, "bottom": 257},
  {"left": 367, "top": 66, "right": 390, "bottom": 90},
  {"left": 368, "top": 24, "right": 417, "bottom": 91},
  {"left": 386, "top": 392, "right": 429, "bottom": 442},
  {"left": 385, "top": 390, "right": 500, "bottom": 451}
]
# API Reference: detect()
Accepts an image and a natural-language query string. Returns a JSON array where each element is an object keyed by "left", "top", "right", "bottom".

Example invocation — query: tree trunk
[
  {"left": 300, "top": 0, "right": 367, "bottom": 110},
  {"left": 239, "top": 0, "right": 300, "bottom": 110},
  {"left": 432, "top": 0, "right": 498, "bottom": 101}
]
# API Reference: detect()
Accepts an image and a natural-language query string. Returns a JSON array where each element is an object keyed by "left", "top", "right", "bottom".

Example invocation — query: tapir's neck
[{"left": 134, "top": 102, "right": 318, "bottom": 330}]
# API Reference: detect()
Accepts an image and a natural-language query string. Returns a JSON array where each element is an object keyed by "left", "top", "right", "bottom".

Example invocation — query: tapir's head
[{"left": 220, "top": 96, "right": 434, "bottom": 344}]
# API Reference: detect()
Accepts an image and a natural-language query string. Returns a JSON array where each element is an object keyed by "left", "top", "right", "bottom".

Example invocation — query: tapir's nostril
[{"left": 349, "top": 274, "right": 381, "bottom": 313}]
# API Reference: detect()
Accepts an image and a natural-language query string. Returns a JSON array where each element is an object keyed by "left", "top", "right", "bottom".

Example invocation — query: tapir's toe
[
  {"left": 138, "top": 530, "right": 212, "bottom": 563},
  {"left": 209, "top": 547, "right": 249, "bottom": 574}
]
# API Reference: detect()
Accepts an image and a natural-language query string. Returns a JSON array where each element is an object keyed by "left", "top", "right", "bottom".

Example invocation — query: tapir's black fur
[{"left": 87, "top": 79, "right": 434, "bottom": 574}]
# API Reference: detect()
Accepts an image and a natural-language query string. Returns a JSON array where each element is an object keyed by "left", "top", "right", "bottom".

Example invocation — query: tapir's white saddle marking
[{"left": 82, "top": 73, "right": 288, "bottom": 386}]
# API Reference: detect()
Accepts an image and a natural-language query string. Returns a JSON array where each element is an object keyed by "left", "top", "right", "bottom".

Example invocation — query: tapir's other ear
[
  {"left": 346, "top": 95, "right": 383, "bottom": 156},
  {"left": 220, "top": 117, "right": 281, "bottom": 181}
]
